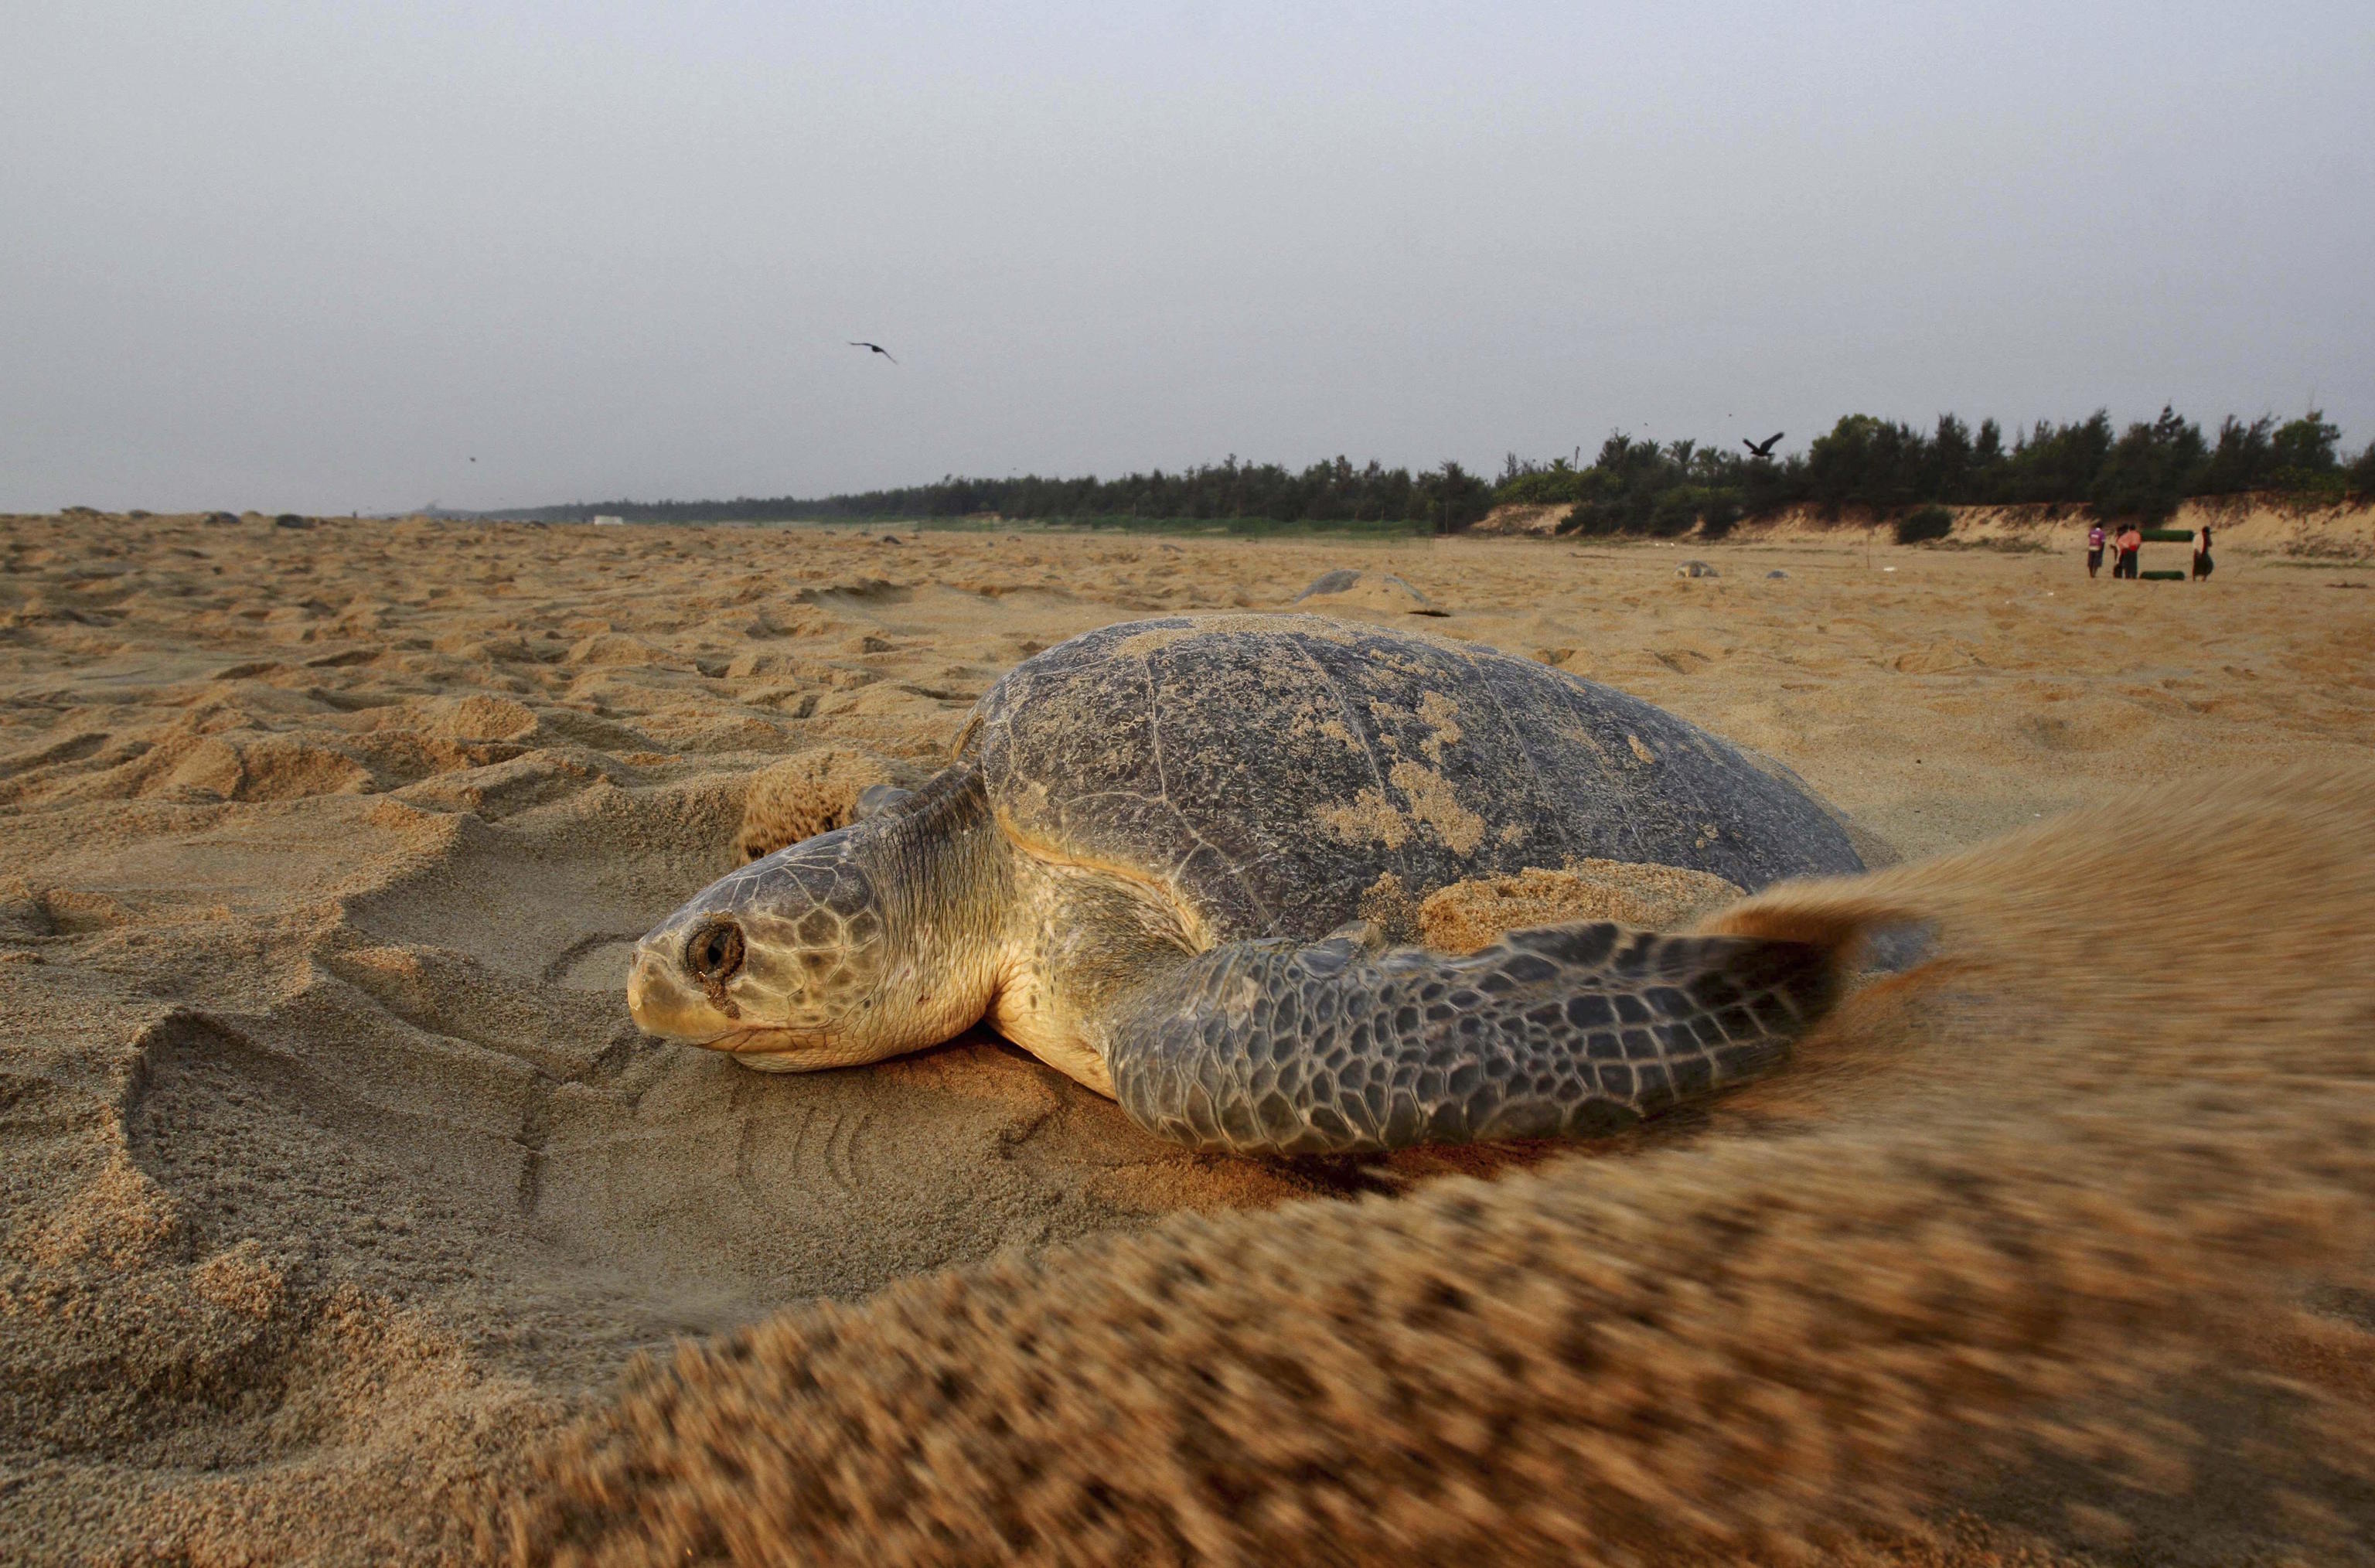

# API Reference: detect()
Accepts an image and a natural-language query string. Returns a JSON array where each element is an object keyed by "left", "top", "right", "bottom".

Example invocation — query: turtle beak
[
  {"left": 627, "top": 946, "right": 731, "bottom": 1042},
  {"left": 627, "top": 942, "right": 831, "bottom": 1061}
]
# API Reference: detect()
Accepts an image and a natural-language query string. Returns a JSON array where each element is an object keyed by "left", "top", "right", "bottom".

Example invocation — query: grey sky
[{"left": 4, "top": 2, "right": 2370, "bottom": 514}]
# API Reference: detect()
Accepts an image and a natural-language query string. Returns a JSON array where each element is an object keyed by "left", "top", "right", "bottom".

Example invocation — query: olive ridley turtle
[{"left": 629, "top": 615, "right": 1867, "bottom": 1154}]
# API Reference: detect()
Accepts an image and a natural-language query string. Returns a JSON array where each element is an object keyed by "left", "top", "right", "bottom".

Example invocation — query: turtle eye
[{"left": 685, "top": 918, "right": 746, "bottom": 984}]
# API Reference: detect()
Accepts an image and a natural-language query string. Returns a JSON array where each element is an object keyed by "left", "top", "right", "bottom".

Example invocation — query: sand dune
[
  {"left": 1, "top": 512, "right": 2370, "bottom": 1562},
  {"left": 1474, "top": 496, "right": 2375, "bottom": 560}
]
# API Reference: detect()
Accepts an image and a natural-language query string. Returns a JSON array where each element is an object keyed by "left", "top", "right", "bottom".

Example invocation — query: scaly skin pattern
[
  {"left": 1108, "top": 921, "right": 1835, "bottom": 1154},
  {"left": 629, "top": 767, "right": 1014, "bottom": 1069}
]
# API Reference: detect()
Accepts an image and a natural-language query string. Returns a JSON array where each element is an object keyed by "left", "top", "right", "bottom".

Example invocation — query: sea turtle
[
  {"left": 628, "top": 615, "right": 1866, "bottom": 1154},
  {"left": 1292, "top": 568, "right": 1449, "bottom": 615}
]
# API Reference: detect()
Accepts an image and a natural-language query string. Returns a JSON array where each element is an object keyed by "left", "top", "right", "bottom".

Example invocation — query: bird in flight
[
  {"left": 1742, "top": 432, "right": 1784, "bottom": 458},
  {"left": 849, "top": 341, "right": 898, "bottom": 363}
]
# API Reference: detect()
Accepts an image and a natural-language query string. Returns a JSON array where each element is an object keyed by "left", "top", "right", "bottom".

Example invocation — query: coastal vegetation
[
  {"left": 1501, "top": 407, "right": 2375, "bottom": 537},
  {"left": 524, "top": 407, "right": 2373, "bottom": 537},
  {"left": 530, "top": 458, "right": 1491, "bottom": 535}
]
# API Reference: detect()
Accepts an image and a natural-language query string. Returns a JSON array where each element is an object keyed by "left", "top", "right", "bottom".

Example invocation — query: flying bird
[
  {"left": 1743, "top": 432, "right": 1784, "bottom": 458},
  {"left": 849, "top": 341, "right": 898, "bottom": 363}
]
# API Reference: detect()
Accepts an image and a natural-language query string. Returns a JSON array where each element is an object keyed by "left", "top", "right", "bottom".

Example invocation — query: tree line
[
  {"left": 520, "top": 406, "right": 2370, "bottom": 536},
  {"left": 525, "top": 456, "right": 1494, "bottom": 533},
  {"left": 1498, "top": 407, "right": 2374, "bottom": 537}
]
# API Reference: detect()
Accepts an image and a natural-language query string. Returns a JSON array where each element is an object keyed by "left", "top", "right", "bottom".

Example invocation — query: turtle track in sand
[{"left": 113, "top": 769, "right": 1310, "bottom": 1321}]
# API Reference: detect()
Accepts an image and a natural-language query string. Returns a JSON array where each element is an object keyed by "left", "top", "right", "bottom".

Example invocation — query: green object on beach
[
  {"left": 2139, "top": 529, "right": 2194, "bottom": 543},
  {"left": 2140, "top": 569, "right": 2187, "bottom": 581}
]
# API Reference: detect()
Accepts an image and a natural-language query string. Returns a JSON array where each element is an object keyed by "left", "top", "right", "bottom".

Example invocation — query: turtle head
[{"left": 627, "top": 779, "right": 997, "bottom": 1071}]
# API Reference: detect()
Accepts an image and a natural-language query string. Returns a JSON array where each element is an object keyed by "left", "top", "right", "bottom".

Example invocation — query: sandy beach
[{"left": 3, "top": 513, "right": 2372, "bottom": 1563}]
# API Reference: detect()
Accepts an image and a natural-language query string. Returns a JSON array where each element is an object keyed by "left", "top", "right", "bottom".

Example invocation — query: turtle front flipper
[{"left": 1105, "top": 922, "right": 1842, "bottom": 1155}]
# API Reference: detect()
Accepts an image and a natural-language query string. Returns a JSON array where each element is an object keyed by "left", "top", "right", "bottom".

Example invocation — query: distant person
[
  {"left": 2115, "top": 523, "right": 2142, "bottom": 579},
  {"left": 2193, "top": 523, "right": 2215, "bottom": 581},
  {"left": 2086, "top": 521, "right": 2105, "bottom": 578}
]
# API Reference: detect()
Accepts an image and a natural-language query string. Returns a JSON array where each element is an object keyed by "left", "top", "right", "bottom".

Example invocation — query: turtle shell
[{"left": 965, "top": 615, "right": 1863, "bottom": 943}]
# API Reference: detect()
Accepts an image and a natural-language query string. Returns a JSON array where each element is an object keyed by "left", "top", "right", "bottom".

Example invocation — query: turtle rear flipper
[{"left": 1108, "top": 923, "right": 1842, "bottom": 1155}]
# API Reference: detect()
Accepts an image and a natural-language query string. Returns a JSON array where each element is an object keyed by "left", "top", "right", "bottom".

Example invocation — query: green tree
[
  {"left": 2348, "top": 439, "right": 2375, "bottom": 495},
  {"left": 2198, "top": 416, "right": 2276, "bottom": 495},
  {"left": 1927, "top": 414, "right": 1975, "bottom": 502},
  {"left": 1971, "top": 417, "right": 2006, "bottom": 496},
  {"left": 2090, "top": 405, "right": 2206, "bottom": 522},
  {"left": 2271, "top": 411, "right": 2341, "bottom": 482}
]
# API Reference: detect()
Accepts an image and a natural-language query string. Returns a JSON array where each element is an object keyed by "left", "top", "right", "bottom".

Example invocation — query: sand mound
[
  {"left": 1468, "top": 502, "right": 1571, "bottom": 537},
  {"left": 1290, "top": 568, "right": 1449, "bottom": 616},
  {"left": 1473, "top": 496, "right": 2375, "bottom": 558},
  {"left": 484, "top": 765, "right": 2375, "bottom": 1566},
  {"left": 430, "top": 696, "right": 543, "bottom": 745},
  {"left": 734, "top": 747, "right": 932, "bottom": 863}
]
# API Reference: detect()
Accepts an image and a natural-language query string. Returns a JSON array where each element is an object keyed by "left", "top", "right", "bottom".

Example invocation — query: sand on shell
[
  {"left": 0, "top": 512, "right": 2370, "bottom": 1563},
  {"left": 1416, "top": 860, "right": 1743, "bottom": 954}
]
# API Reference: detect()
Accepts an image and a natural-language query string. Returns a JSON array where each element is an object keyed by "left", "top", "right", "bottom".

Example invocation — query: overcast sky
[{"left": 4, "top": 2, "right": 2370, "bottom": 514}]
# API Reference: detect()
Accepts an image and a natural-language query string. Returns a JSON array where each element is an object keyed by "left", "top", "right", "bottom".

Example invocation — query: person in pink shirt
[{"left": 2087, "top": 522, "right": 2105, "bottom": 578}]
